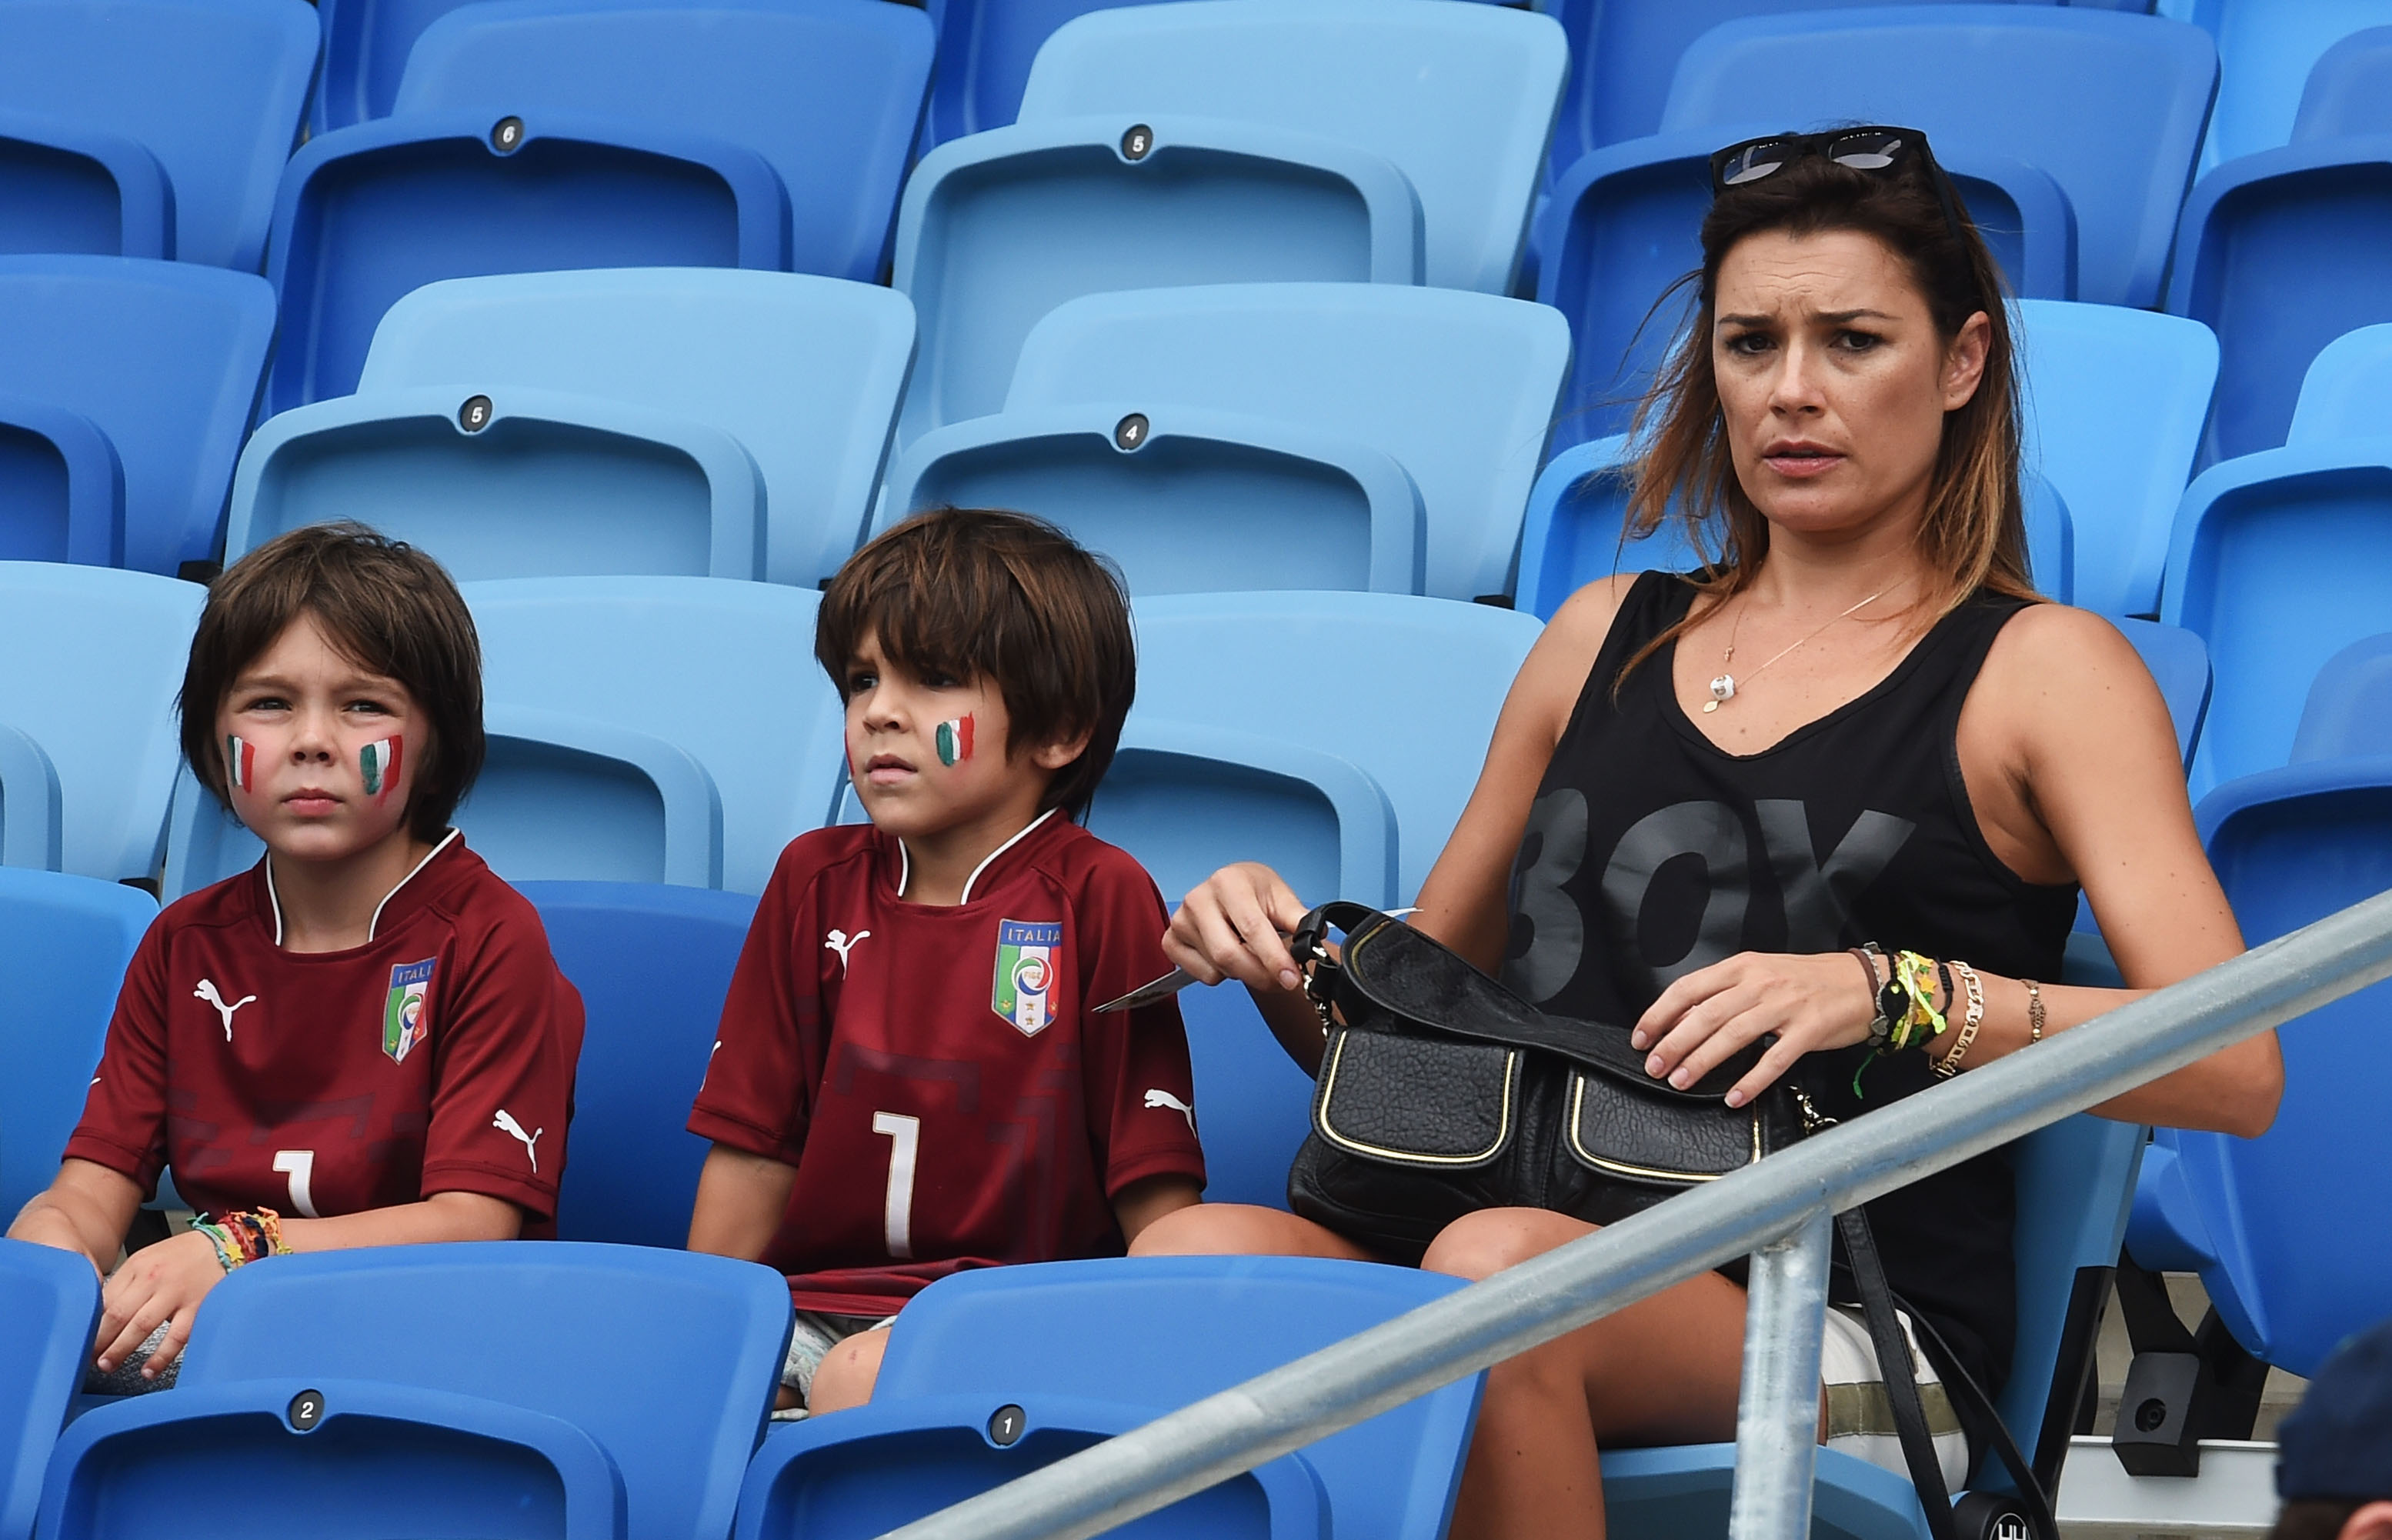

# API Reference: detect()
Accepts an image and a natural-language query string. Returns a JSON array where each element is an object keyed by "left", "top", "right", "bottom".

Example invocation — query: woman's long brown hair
[{"left": 1610, "top": 145, "right": 2038, "bottom": 691}]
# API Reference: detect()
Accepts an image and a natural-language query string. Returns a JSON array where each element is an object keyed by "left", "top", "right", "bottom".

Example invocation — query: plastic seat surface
[
  {"left": 362, "top": 270, "right": 914, "bottom": 589},
  {"left": 1007, "top": 284, "right": 1570, "bottom": 603},
  {"left": 0, "top": 393, "right": 121, "bottom": 568},
  {"left": 395, "top": 0, "right": 932, "bottom": 283},
  {"left": 0, "top": 563, "right": 202, "bottom": 882},
  {"left": 2167, "top": 135, "right": 2392, "bottom": 466},
  {"left": 516, "top": 882, "right": 756, "bottom": 1248},
  {"left": 263, "top": 112, "right": 790, "bottom": 413},
  {"left": 2291, "top": 634, "right": 2392, "bottom": 760},
  {"left": 1016, "top": 0, "right": 1566, "bottom": 295},
  {"left": 1536, "top": 125, "right": 2077, "bottom": 452},
  {"left": 882, "top": 404, "right": 1426, "bottom": 597},
  {"left": 2183, "top": 0, "right": 2392, "bottom": 174},
  {"left": 2288, "top": 322, "right": 2392, "bottom": 445},
  {"left": 1604, "top": 1115, "right": 2143, "bottom": 1538},
  {"left": 0, "top": 1238, "right": 103, "bottom": 1540},
  {"left": 227, "top": 386, "right": 765, "bottom": 583},
  {"left": 1660, "top": 5, "right": 2218, "bottom": 309},
  {"left": 859, "top": 1256, "right": 1482, "bottom": 1540},
  {"left": 467, "top": 578, "right": 847, "bottom": 895},
  {"left": 2292, "top": 25, "right": 2392, "bottom": 140},
  {"left": 890, "top": 114, "right": 1422, "bottom": 446},
  {"left": 2162, "top": 439, "right": 2392, "bottom": 795},
  {"left": 0, "top": 105, "right": 175, "bottom": 262},
  {"left": 0, "top": 0, "right": 317, "bottom": 270},
  {"left": 314, "top": 0, "right": 473, "bottom": 132},
  {"left": 0, "top": 257, "right": 276, "bottom": 575}
]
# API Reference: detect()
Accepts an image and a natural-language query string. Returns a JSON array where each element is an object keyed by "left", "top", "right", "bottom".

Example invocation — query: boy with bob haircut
[
  {"left": 689, "top": 508, "right": 1205, "bottom": 1414},
  {"left": 9, "top": 522, "right": 584, "bottom": 1388}
]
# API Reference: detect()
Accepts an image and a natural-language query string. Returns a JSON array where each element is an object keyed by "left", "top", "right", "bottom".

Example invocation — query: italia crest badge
[
  {"left": 992, "top": 919, "right": 1062, "bottom": 1036},
  {"left": 382, "top": 958, "right": 435, "bottom": 1064}
]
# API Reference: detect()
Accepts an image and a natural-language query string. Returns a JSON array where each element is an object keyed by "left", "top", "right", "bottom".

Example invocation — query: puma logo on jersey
[
  {"left": 1143, "top": 1088, "right": 1196, "bottom": 1132},
  {"left": 194, "top": 979, "right": 256, "bottom": 1042},
  {"left": 824, "top": 928, "right": 870, "bottom": 973},
  {"left": 492, "top": 1108, "right": 544, "bottom": 1173}
]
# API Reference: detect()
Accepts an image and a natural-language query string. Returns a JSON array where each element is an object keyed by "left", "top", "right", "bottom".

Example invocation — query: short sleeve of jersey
[
  {"left": 62, "top": 914, "right": 175, "bottom": 1195},
  {"left": 1068, "top": 842, "right": 1207, "bottom": 1198},
  {"left": 689, "top": 836, "right": 826, "bottom": 1164}
]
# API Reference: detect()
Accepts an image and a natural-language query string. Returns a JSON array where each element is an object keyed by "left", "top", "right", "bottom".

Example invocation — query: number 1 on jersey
[
  {"left": 871, "top": 1112, "right": 918, "bottom": 1259},
  {"left": 272, "top": 1148, "right": 319, "bottom": 1218}
]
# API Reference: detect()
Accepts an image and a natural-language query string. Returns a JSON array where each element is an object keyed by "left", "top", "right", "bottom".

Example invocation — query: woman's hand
[
  {"left": 93, "top": 1229, "right": 226, "bottom": 1377},
  {"left": 1163, "top": 862, "right": 1313, "bottom": 994},
  {"left": 1633, "top": 951, "right": 1878, "bottom": 1108}
]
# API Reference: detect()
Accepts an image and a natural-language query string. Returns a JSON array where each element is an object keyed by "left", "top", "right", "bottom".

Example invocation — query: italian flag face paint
[
  {"left": 935, "top": 715, "right": 975, "bottom": 767},
  {"left": 360, "top": 736, "right": 402, "bottom": 801},
  {"left": 225, "top": 735, "right": 255, "bottom": 792}
]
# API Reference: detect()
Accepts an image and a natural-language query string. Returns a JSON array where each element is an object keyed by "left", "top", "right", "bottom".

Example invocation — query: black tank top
[{"left": 1501, "top": 571, "right": 2077, "bottom": 1395}]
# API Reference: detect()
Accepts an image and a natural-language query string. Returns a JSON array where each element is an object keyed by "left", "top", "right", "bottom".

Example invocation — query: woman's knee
[
  {"left": 1127, "top": 1202, "right": 1355, "bottom": 1259},
  {"left": 1421, "top": 1208, "right": 1597, "bottom": 1283}
]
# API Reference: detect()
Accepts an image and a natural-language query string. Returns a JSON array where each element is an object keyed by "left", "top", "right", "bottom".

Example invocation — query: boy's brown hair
[
  {"left": 816, "top": 507, "right": 1135, "bottom": 819},
  {"left": 179, "top": 522, "right": 485, "bottom": 844}
]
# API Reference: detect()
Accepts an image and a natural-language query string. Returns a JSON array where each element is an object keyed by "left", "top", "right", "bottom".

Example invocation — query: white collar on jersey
[
  {"left": 895, "top": 807, "right": 1059, "bottom": 905},
  {"left": 264, "top": 827, "right": 461, "bottom": 948}
]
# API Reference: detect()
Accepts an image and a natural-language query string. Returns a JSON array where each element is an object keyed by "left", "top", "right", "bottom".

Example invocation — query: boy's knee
[
  {"left": 807, "top": 1328, "right": 889, "bottom": 1415},
  {"left": 1421, "top": 1208, "right": 1595, "bottom": 1283}
]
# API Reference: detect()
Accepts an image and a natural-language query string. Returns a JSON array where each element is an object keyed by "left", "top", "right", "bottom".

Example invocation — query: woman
[{"left": 1137, "top": 128, "right": 2280, "bottom": 1538}]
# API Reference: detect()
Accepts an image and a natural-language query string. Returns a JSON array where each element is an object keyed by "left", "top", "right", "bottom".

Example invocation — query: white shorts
[
  {"left": 1820, "top": 1306, "right": 1973, "bottom": 1491},
  {"left": 775, "top": 1308, "right": 896, "bottom": 1416}
]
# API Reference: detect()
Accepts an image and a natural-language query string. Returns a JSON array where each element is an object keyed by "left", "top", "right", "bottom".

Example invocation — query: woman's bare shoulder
[{"left": 1974, "top": 600, "right": 2175, "bottom": 765}]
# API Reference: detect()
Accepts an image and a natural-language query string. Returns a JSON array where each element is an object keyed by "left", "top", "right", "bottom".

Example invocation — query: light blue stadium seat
[
  {"left": 262, "top": 114, "right": 789, "bottom": 413},
  {"left": 226, "top": 387, "right": 766, "bottom": 583},
  {"left": 2179, "top": 0, "right": 2392, "bottom": 175},
  {"left": 1517, "top": 437, "right": 2076, "bottom": 616},
  {"left": 516, "top": 882, "right": 756, "bottom": 1249},
  {"left": 0, "top": 394, "right": 120, "bottom": 568},
  {"left": 0, "top": 870, "right": 155, "bottom": 1242},
  {"left": 393, "top": 0, "right": 933, "bottom": 284},
  {"left": 2290, "top": 634, "right": 2392, "bottom": 761},
  {"left": 1536, "top": 125, "right": 2076, "bottom": 452},
  {"left": 2161, "top": 438, "right": 2392, "bottom": 796},
  {"left": 739, "top": 1257, "right": 1480, "bottom": 1540},
  {"left": 0, "top": 257, "right": 276, "bottom": 576},
  {"left": 0, "top": 563, "right": 201, "bottom": 882},
  {"left": 361, "top": 272, "right": 914, "bottom": 591},
  {"left": 0, "top": 0, "right": 316, "bottom": 270},
  {"left": 467, "top": 577, "right": 846, "bottom": 895},
  {"left": 2292, "top": 24, "right": 2392, "bottom": 139},
  {"left": 1015, "top": 1, "right": 1566, "bottom": 297},
  {"left": 882, "top": 404, "right": 1426, "bottom": 597},
  {"left": 2288, "top": 322, "right": 2392, "bottom": 445},
  {"left": 1660, "top": 5, "right": 2218, "bottom": 309},
  {"left": 1603, "top": 1115, "right": 2144, "bottom": 1538},
  {"left": 42, "top": 1242, "right": 791, "bottom": 1540},
  {"left": 0, "top": 1238, "right": 103, "bottom": 1540},
  {"left": 1006, "top": 285, "right": 1570, "bottom": 603},
  {"left": 891, "top": 116, "right": 1421, "bottom": 448}
]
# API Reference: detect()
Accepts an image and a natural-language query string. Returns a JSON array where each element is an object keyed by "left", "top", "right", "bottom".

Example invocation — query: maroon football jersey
[
  {"left": 689, "top": 811, "right": 1206, "bottom": 1314},
  {"left": 66, "top": 833, "right": 585, "bottom": 1234}
]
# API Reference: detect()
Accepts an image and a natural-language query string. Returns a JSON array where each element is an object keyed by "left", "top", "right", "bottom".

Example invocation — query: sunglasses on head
[{"left": 1708, "top": 126, "right": 1967, "bottom": 248}]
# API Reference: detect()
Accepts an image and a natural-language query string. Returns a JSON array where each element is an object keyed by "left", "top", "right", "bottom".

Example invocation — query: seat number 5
[
  {"left": 272, "top": 1149, "right": 319, "bottom": 1218},
  {"left": 870, "top": 1112, "right": 918, "bottom": 1259}
]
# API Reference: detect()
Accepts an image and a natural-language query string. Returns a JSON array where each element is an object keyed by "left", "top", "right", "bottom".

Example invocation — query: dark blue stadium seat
[
  {"left": 0, "top": 0, "right": 317, "bottom": 270},
  {"left": 0, "top": 394, "right": 121, "bottom": 568},
  {"left": 1006, "top": 285, "right": 1571, "bottom": 604},
  {"left": 516, "top": 882, "right": 756, "bottom": 1250},
  {"left": 361, "top": 270, "right": 916, "bottom": 591},
  {"left": 2287, "top": 321, "right": 2392, "bottom": 445},
  {"left": 393, "top": 0, "right": 933, "bottom": 284},
  {"left": 41, "top": 1243, "right": 790, "bottom": 1540},
  {"left": 263, "top": 113, "right": 789, "bottom": 412},
  {"left": 1660, "top": 5, "right": 2217, "bottom": 309},
  {"left": 2290, "top": 634, "right": 2392, "bottom": 761},
  {"left": 0, "top": 1237, "right": 104, "bottom": 1540},
  {"left": 314, "top": 0, "right": 471, "bottom": 133},
  {"left": 737, "top": 1257, "right": 1480, "bottom": 1540},
  {"left": 2188, "top": 0, "right": 2392, "bottom": 175},
  {"left": 0, "top": 257, "right": 275, "bottom": 576},
  {"left": 2292, "top": 25, "right": 2392, "bottom": 139}
]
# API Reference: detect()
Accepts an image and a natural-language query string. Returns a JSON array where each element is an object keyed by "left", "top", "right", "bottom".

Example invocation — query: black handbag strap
[{"left": 1906, "top": 1297, "right": 2061, "bottom": 1540}]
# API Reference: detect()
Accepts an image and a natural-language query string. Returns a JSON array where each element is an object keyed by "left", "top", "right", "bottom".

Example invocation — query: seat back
[
  {"left": 396, "top": 0, "right": 933, "bottom": 283},
  {"left": 0, "top": 1238, "right": 103, "bottom": 1540},
  {"left": 874, "top": 1256, "right": 1482, "bottom": 1540},
  {"left": 2013, "top": 300, "right": 2218, "bottom": 618},
  {"left": 0, "top": 870, "right": 155, "bottom": 1232},
  {"left": 516, "top": 882, "right": 756, "bottom": 1248},
  {"left": 466, "top": 578, "right": 846, "bottom": 896},
  {"left": 0, "top": 257, "right": 275, "bottom": 575},
  {"left": 1661, "top": 5, "right": 2218, "bottom": 308},
  {"left": 1017, "top": 0, "right": 1566, "bottom": 295},
  {"left": 0, "top": 394, "right": 120, "bottom": 568},
  {"left": 2292, "top": 632, "right": 2392, "bottom": 760},
  {"left": 2192, "top": 0, "right": 2392, "bottom": 172},
  {"left": 314, "top": 0, "right": 476, "bottom": 132},
  {"left": 2293, "top": 24, "right": 2392, "bottom": 141},
  {"left": 0, "top": 0, "right": 316, "bottom": 271},
  {"left": 362, "top": 270, "right": 914, "bottom": 590},
  {"left": 2288, "top": 320, "right": 2392, "bottom": 446},
  {"left": 179, "top": 1242, "right": 791, "bottom": 1540},
  {"left": 1009, "top": 284, "right": 1568, "bottom": 603},
  {"left": 0, "top": 563, "right": 201, "bottom": 881}
]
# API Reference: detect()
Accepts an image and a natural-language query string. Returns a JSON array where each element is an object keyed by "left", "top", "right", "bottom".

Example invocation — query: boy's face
[
  {"left": 842, "top": 631, "right": 1076, "bottom": 842},
  {"left": 214, "top": 612, "right": 427, "bottom": 863}
]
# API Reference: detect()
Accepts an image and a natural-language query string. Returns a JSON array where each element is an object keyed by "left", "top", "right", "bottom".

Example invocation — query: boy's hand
[
  {"left": 1163, "top": 863, "right": 1311, "bottom": 995},
  {"left": 94, "top": 1229, "right": 225, "bottom": 1377}
]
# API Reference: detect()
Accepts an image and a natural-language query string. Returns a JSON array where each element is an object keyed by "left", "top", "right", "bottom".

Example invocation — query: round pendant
[{"left": 1708, "top": 673, "right": 1736, "bottom": 702}]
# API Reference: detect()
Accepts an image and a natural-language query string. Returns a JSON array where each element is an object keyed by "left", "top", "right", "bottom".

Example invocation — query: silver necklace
[{"left": 1704, "top": 588, "right": 1887, "bottom": 713}]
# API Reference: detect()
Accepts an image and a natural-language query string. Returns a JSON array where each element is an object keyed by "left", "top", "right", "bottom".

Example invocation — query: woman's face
[{"left": 1710, "top": 227, "right": 1990, "bottom": 541}]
